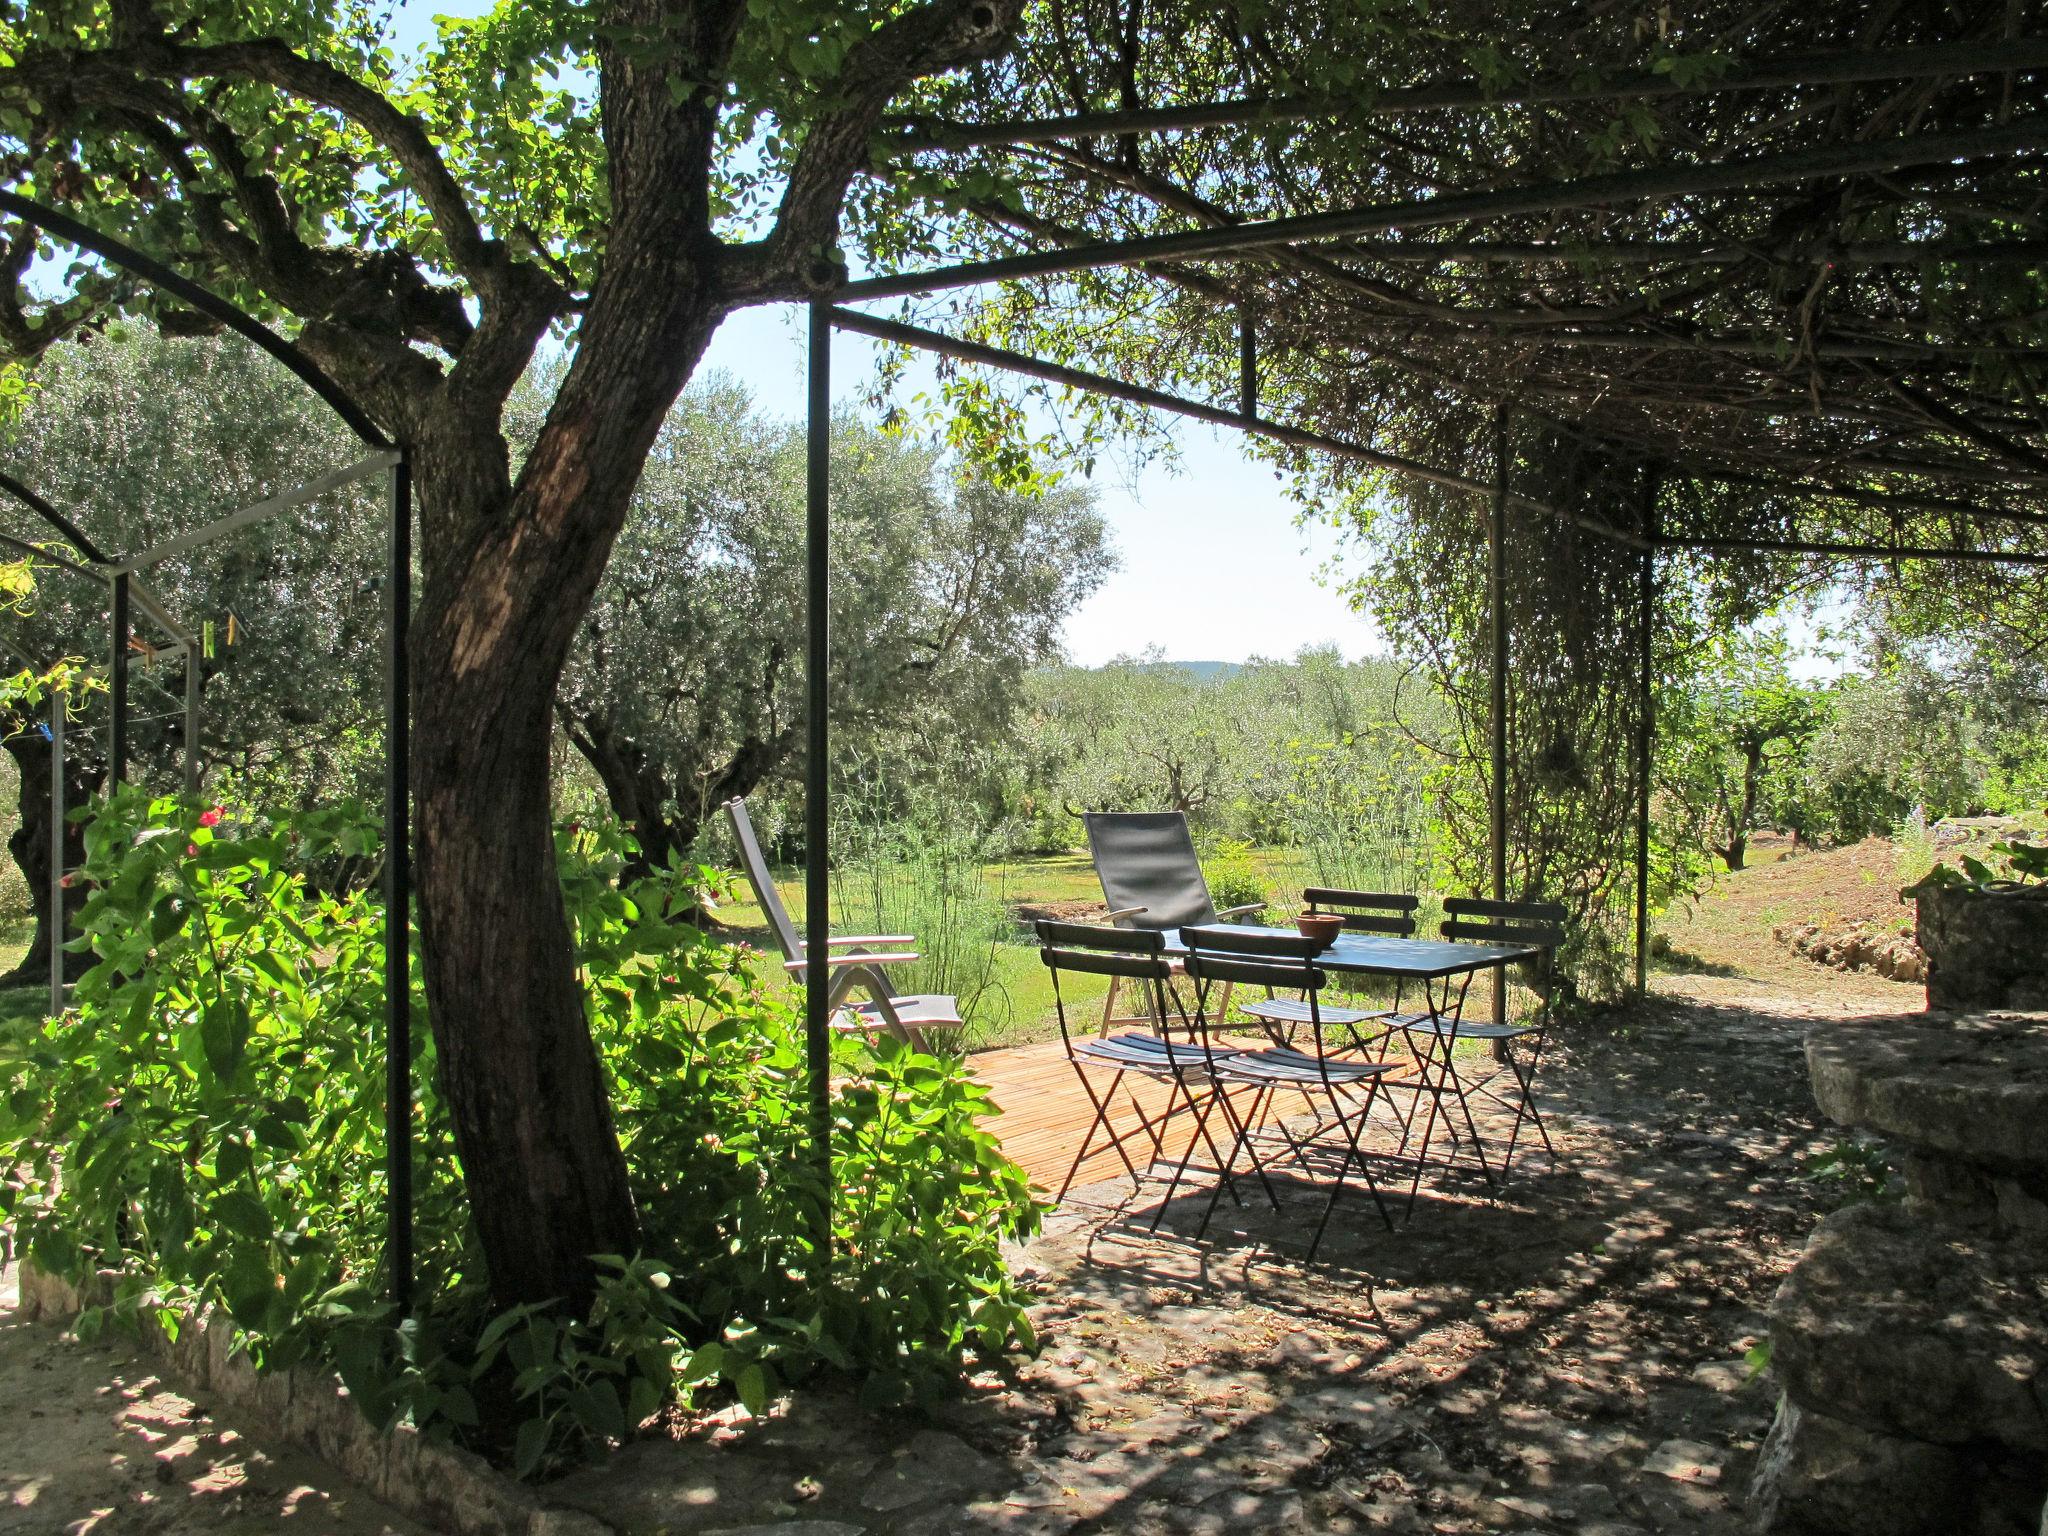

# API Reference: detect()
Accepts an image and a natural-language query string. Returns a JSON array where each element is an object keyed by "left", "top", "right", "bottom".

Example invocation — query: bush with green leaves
[{"left": 0, "top": 792, "right": 1041, "bottom": 1476}]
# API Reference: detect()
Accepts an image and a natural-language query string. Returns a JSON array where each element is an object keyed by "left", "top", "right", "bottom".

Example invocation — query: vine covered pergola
[
  {"left": 3, "top": 0, "right": 2043, "bottom": 1318},
  {"left": 788, "top": 10, "right": 2048, "bottom": 1166}
]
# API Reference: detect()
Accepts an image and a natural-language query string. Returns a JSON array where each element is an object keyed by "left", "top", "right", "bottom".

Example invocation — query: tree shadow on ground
[
  {"left": 550, "top": 987, "right": 1899, "bottom": 1536},
  {"left": 0, "top": 1266, "right": 427, "bottom": 1535}
]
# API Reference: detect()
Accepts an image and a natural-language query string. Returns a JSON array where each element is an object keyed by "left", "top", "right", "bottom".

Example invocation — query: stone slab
[
  {"left": 1769, "top": 1202, "right": 2048, "bottom": 1457},
  {"left": 1806, "top": 1011, "right": 2048, "bottom": 1177}
]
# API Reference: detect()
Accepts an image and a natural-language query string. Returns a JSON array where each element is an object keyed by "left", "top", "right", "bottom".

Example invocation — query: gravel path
[{"left": 0, "top": 1264, "right": 427, "bottom": 1535}]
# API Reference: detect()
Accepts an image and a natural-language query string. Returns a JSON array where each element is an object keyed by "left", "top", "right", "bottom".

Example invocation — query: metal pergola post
[
  {"left": 1634, "top": 507, "right": 1657, "bottom": 997},
  {"left": 804, "top": 302, "right": 834, "bottom": 1259},
  {"left": 384, "top": 455, "right": 414, "bottom": 1312},
  {"left": 108, "top": 570, "right": 129, "bottom": 786},
  {"left": 48, "top": 691, "right": 64, "bottom": 1015},
  {"left": 1488, "top": 406, "right": 1510, "bottom": 1022},
  {"left": 183, "top": 645, "right": 202, "bottom": 796}
]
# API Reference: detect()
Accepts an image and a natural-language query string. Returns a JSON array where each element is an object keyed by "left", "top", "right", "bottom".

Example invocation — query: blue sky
[{"left": 698, "top": 306, "right": 1379, "bottom": 666}]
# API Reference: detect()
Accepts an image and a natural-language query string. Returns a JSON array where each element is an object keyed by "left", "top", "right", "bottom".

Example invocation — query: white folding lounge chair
[{"left": 723, "top": 797, "right": 963, "bottom": 1052}]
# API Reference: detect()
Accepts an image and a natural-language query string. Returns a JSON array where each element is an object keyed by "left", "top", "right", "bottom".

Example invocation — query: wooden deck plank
[
  {"left": 964, "top": 1035, "right": 1440, "bottom": 1199},
  {"left": 967, "top": 1038, "right": 1201, "bottom": 1195}
]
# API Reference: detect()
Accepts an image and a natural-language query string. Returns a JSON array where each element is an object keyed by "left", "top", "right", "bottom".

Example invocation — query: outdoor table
[{"left": 1161, "top": 924, "right": 1541, "bottom": 1213}]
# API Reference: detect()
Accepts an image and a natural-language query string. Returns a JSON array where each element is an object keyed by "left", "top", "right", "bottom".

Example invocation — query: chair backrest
[
  {"left": 723, "top": 797, "right": 804, "bottom": 965},
  {"left": 1178, "top": 923, "right": 1327, "bottom": 994},
  {"left": 1035, "top": 920, "right": 1187, "bottom": 1054},
  {"left": 1083, "top": 811, "right": 1219, "bottom": 932},
  {"left": 1303, "top": 886, "right": 1419, "bottom": 938},
  {"left": 1440, "top": 896, "right": 1567, "bottom": 954}
]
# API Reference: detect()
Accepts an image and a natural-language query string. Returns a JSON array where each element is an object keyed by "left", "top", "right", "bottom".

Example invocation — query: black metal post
[
  {"left": 48, "top": 692, "right": 64, "bottom": 1016},
  {"left": 1239, "top": 309, "right": 1258, "bottom": 419},
  {"left": 804, "top": 302, "right": 834, "bottom": 1261},
  {"left": 184, "top": 644, "right": 202, "bottom": 797},
  {"left": 1634, "top": 476, "right": 1660, "bottom": 996},
  {"left": 1488, "top": 406, "right": 1509, "bottom": 1022},
  {"left": 384, "top": 455, "right": 414, "bottom": 1312},
  {"left": 108, "top": 571, "right": 129, "bottom": 787}
]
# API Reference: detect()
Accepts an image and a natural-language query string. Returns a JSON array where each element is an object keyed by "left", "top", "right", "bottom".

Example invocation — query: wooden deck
[
  {"left": 968, "top": 1038, "right": 1193, "bottom": 1195},
  {"left": 966, "top": 1035, "right": 1451, "bottom": 1201}
]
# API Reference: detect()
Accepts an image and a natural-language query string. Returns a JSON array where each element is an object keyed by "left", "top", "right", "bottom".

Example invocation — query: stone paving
[{"left": 549, "top": 984, "right": 1867, "bottom": 1536}]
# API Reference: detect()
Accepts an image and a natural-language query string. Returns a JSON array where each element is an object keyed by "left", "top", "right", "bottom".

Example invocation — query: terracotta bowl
[{"left": 1295, "top": 912, "right": 1345, "bottom": 949}]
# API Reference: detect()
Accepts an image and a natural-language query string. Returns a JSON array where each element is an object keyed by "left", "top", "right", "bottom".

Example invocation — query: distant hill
[{"left": 1135, "top": 659, "right": 1242, "bottom": 681}]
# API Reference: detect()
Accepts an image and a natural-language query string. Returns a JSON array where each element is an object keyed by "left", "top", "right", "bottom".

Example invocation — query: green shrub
[
  {"left": 832, "top": 773, "right": 1016, "bottom": 1039},
  {"left": 0, "top": 792, "right": 1040, "bottom": 1476},
  {"left": 1200, "top": 837, "right": 1270, "bottom": 914}
]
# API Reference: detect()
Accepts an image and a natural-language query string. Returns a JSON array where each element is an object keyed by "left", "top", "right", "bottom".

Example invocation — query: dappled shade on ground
[
  {"left": 545, "top": 976, "right": 1865, "bottom": 1534},
  {"left": 0, "top": 1266, "right": 426, "bottom": 1535}
]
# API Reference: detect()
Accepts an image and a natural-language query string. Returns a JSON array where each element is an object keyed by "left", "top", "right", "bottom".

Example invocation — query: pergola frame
[
  {"left": 798, "top": 298, "right": 2043, "bottom": 1158},
  {"left": 797, "top": 36, "right": 2048, "bottom": 1206},
  {"left": 0, "top": 18, "right": 2041, "bottom": 1300},
  {"left": 0, "top": 191, "right": 417, "bottom": 1312}
]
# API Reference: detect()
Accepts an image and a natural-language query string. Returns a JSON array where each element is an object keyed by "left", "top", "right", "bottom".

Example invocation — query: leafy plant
[
  {"left": 1798, "top": 1136, "right": 1898, "bottom": 1208},
  {"left": 1901, "top": 821, "right": 2048, "bottom": 895},
  {"left": 832, "top": 766, "right": 1016, "bottom": 1039},
  {"left": 1200, "top": 837, "right": 1270, "bottom": 914},
  {"left": 1, "top": 792, "right": 1041, "bottom": 1476}
]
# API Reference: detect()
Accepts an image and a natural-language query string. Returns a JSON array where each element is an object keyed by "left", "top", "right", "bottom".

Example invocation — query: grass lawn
[{"left": 708, "top": 846, "right": 1451, "bottom": 1050}]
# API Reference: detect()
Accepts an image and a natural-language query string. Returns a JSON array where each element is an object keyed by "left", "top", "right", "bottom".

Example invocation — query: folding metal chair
[
  {"left": 1081, "top": 811, "right": 1264, "bottom": 1035},
  {"left": 1391, "top": 896, "right": 1565, "bottom": 1190},
  {"left": 1182, "top": 925, "right": 1402, "bottom": 1262},
  {"left": 723, "top": 796, "right": 963, "bottom": 1052},
  {"left": 1239, "top": 887, "right": 1420, "bottom": 1052},
  {"left": 1036, "top": 919, "right": 1259, "bottom": 1216}
]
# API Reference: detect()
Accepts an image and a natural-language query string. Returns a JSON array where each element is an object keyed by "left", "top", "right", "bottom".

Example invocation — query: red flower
[
  {"left": 58, "top": 873, "right": 73, "bottom": 889},
  {"left": 198, "top": 807, "right": 223, "bottom": 828},
  {"left": 186, "top": 843, "right": 198, "bottom": 857}
]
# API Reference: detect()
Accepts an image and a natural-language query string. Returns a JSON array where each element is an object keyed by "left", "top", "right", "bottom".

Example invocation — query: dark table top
[{"left": 1163, "top": 924, "right": 1539, "bottom": 979}]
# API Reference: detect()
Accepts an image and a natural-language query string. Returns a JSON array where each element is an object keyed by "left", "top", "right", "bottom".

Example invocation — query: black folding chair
[
  {"left": 1390, "top": 897, "right": 1565, "bottom": 1191},
  {"left": 1081, "top": 811, "right": 1264, "bottom": 1035},
  {"left": 1036, "top": 919, "right": 1261, "bottom": 1217},
  {"left": 1238, "top": 887, "right": 1420, "bottom": 1053},
  {"left": 1182, "top": 925, "right": 1402, "bottom": 1262}
]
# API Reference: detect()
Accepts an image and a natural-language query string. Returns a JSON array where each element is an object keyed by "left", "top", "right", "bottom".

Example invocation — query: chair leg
[
  {"left": 1098, "top": 974, "right": 1120, "bottom": 1038},
  {"left": 1433, "top": 1032, "right": 1500, "bottom": 1189},
  {"left": 1495, "top": 1030, "right": 1556, "bottom": 1179},
  {"left": 1210, "top": 1084, "right": 1280, "bottom": 1210},
  {"left": 1151, "top": 1074, "right": 1237, "bottom": 1229},
  {"left": 1059, "top": 1064, "right": 1140, "bottom": 1203},
  {"left": 1198, "top": 1084, "right": 1278, "bottom": 1239},
  {"left": 1306, "top": 1078, "right": 1395, "bottom": 1262},
  {"left": 1397, "top": 1024, "right": 1453, "bottom": 1217}
]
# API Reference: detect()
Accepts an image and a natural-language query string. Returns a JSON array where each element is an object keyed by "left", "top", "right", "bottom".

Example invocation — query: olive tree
[
  {"left": 0, "top": 0, "right": 1029, "bottom": 1308},
  {"left": 535, "top": 371, "right": 1110, "bottom": 871}
]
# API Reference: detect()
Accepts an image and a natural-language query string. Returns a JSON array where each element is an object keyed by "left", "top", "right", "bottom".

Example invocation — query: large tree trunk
[
  {"left": 1, "top": 721, "right": 103, "bottom": 988},
  {"left": 407, "top": 222, "right": 730, "bottom": 1312}
]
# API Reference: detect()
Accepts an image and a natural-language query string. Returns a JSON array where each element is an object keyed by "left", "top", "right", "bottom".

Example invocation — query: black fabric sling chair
[
  {"left": 723, "top": 796, "right": 963, "bottom": 1052},
  {"left": 1387, "top": 896, "right": 1565, "bottom": 1191},
  {"left": 1082, "top": 811, "right": 1264, "bottom": 1036},
  {"left": 1181, "top": 925, "right": 1401, "bottom": 1262},
  {"left": 1036, "top": 919, "right": 1259, "bottom": 1216}
]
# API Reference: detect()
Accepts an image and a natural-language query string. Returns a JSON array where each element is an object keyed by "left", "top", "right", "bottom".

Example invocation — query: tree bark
[
  {"left": 406, "top": 208, "right": 734, "bottom": 1313},
  {"left": 559, "top": 709, "right": 689, "bottom": 879},
  {"left": 1, "top": 721, "right": 102, "bottom": 987}
]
